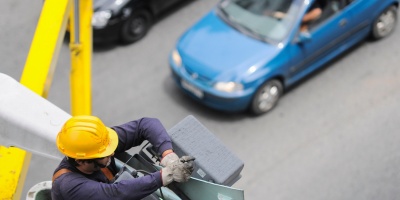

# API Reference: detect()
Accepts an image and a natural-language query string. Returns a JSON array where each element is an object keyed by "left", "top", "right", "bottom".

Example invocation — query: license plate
[{"left": 181, "top": 80, "right": 203, "bottom": 98}]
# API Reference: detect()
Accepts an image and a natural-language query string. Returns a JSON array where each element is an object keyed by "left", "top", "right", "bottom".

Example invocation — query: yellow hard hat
[{"left": 56, "top": 116, "right": 118, "bottom": 159}]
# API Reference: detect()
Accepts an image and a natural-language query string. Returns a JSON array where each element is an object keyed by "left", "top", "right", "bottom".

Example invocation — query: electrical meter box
[{"left": 167, "top": 115, "right": 244, "bottom": 186}]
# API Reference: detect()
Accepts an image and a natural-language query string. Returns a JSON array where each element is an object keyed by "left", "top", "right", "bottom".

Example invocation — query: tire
[
  {"left": 120, "top": 10, "right": 152, "bottom": 44},
  {"left": 249, "top": 79, "right": 283, "bottom": 115},
  {"left": 371, "top": 5, "right": 397, "bottom": 40}
]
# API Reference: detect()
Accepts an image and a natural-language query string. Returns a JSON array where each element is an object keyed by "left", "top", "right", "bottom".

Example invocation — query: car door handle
[{"left": 339, "top": 19, "right": 347, "bottom": 27}]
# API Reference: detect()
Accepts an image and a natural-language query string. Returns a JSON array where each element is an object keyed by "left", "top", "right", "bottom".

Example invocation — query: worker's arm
[
  {"left": 53, "top": 171, "right": 162, "bottom": 199},
  {"left": 111, "top": 118, "right": 173, "bottom": 156}
]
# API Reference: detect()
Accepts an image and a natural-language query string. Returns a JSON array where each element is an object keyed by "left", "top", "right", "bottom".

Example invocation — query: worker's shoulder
[{"left": 53, "top": 169, "right": 87, "bottom": 186}]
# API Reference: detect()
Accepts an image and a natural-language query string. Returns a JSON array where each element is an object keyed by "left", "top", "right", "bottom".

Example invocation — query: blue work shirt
[{"left": 51, "top": 117, "right": 173, "bottom": 200}]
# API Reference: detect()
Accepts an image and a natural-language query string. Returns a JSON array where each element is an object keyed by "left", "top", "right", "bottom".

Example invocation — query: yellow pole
[
  {"left": 0, "top": 146, "right": 31, "bottom": 200},
  {"left": 69, "top": 0, "right": 93, "bottom": 116},
  {"left": 20, "top": 0, "right": 70, "bottom": 97}
]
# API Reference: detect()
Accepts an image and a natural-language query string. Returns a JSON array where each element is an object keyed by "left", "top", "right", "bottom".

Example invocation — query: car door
[
  {"left": 286, "top": 0, "right": 353, "bottom": 81},
  {"left": 345, "top": 0, "right": 385, "bottom": 37}
]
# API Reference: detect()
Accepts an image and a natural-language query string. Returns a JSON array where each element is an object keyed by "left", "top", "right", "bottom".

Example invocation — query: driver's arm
[{"left": 302, "top": 6, "right": 322, "bottom": 22}]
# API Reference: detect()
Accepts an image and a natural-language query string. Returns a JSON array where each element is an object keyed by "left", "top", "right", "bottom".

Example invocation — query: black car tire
[
  {"left": 249, "top": 79, "right": 283, "bottom": 115},
  {"left": 371, "top": 5, "right": 397, "bottom": 40},
  {"left": 120, "top": 10, "right": 152, "bottom": 44}
]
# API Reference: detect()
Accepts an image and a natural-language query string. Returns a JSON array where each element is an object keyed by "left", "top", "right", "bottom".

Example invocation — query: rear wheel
[
  {"left": 371, "top": 5, "right": 397, "bottom": 40},
  {"left": 249, "top": 79, "right": 283, "bottom": 115},
  {"left": 120, "top": 10, "right": 152, "bottom": 44}
]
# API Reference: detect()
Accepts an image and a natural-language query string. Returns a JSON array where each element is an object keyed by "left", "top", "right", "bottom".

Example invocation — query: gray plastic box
[{"left": 168, "top": 115, "right": 244, "bottom": 186}]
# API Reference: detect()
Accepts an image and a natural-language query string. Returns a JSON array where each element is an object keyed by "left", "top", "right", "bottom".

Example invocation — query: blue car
[{"left": 169, "top": 0, "right": 398, "bottom": 115}]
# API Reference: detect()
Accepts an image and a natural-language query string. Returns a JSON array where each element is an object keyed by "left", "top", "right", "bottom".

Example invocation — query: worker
[{"left": 51, "top": 115, "right": 195, "bottom": 200}]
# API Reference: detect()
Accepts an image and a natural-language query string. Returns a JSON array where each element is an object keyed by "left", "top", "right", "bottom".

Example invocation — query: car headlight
[
  {"left": 92, "top": 10, "right": 112, "bottom": 29},
  {"left": 172, "top": 49, "right": 182, "bottom": 67},
  {"left": 214, "top": 82, "right": 243, "bottom": 93}
]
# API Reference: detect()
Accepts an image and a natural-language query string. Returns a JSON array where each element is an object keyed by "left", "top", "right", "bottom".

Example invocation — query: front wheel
[
  {"left": 249, "top": 79, "right": 283, "bottom": 115},
  {"left": 371, "top": 5, "right": 397, "bottom": 40},
  {"left": 120, "top": 10, "right": 152, "bottom": 44}
]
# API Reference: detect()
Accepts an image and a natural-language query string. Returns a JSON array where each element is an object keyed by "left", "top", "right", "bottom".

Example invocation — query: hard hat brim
[{"left": 100, "top": 127, "right": 119, "bottom": 158}]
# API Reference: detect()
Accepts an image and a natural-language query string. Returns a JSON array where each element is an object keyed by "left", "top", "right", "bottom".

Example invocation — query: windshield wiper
[
  {"left": 216, "top": 5, "right": 272, "bottom": 43},
  {"left": 217, "top": 4, "right": 230, "bottom": 19},
  {"left": 229, "top": 18, "right": 267, "bottom": 42}
]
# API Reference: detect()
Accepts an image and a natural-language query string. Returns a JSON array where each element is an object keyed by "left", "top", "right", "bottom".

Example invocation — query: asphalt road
[{"left": 2, "top": 1, "right": 400, "bottom": 199}]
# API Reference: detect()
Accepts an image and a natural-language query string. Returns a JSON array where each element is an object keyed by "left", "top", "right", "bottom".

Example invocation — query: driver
[
  {"left": 262, "top": 0, "right": 323, "bottom": 30},
  {"left": 51, "top": 115, "right": 195, "bottom": 200}
]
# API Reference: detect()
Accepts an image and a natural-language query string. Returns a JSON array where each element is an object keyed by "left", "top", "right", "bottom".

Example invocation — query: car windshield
[{"left": 217, "top": 0, "right": 302, "bottom": 43}]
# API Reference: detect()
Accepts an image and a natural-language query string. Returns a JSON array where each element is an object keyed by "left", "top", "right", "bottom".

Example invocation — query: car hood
[{"left": 177, "top": 9, "right": 282, "bottom": 82}]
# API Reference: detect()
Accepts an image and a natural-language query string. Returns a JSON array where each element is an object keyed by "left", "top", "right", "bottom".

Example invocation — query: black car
[{"left": 92, "top": 0, "right": 185, "bottom": 44}]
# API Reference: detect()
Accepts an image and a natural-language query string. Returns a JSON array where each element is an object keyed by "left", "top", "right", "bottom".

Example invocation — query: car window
[
  {"left": 308, "top": 0, "right": 347, "bottom": 30},
  {"left": 217, "top": 0, "right": 303, "bottom": 43}
]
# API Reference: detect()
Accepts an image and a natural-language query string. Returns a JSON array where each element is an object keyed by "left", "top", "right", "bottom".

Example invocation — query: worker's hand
[
  {"left": 161, "top": 156, "right": 196, "bottom": 186},
  {"left": 179, "top": 156, "right": 195, "bottom": 173},
  {"left": 160, "top": 152, "right": 179, "bottom": 167}
]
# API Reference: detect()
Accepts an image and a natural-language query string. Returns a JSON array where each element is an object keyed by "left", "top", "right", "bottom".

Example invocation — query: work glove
[
  {"left": 160, "top": 152, "right": 179, "bottom": 167},
  {"left": 161, "top": 156, "right": 196, "bottom": 186}
]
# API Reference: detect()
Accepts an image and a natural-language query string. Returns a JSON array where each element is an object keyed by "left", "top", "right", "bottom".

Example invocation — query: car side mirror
[{"left": 294, "top": 31, "right": 312, "bottom": 44}]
